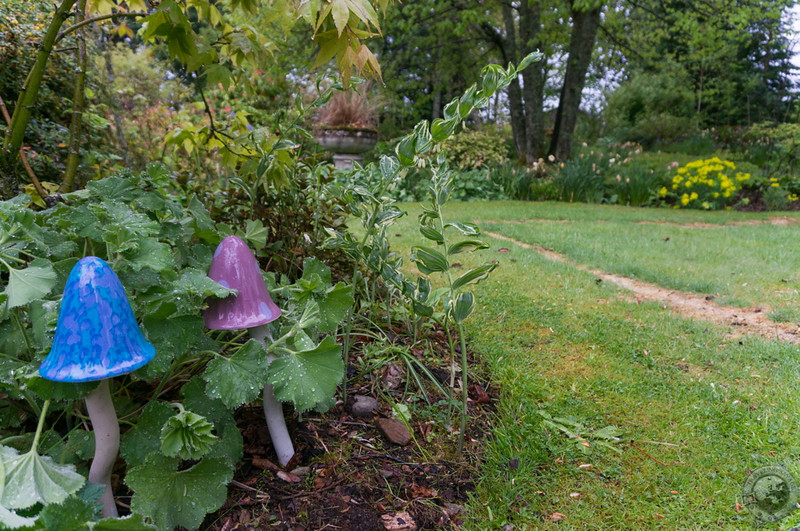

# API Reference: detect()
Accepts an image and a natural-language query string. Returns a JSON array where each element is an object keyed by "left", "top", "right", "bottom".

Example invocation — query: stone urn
[{"left": 315, "top": 127, "right": 378, "bottom": 170}]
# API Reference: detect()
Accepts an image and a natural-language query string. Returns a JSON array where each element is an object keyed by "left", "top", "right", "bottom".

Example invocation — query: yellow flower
[
  {"left": 771, "top": 183, "right": 780, "bottom": 188},
  {"left": 659, "top": 187, "right": 668, "bottom": 197},
  {"left": 681, "top": 194, "right": 690, "bottom": 206},
  {"left": 690, "top": 192, "right": 698, "bottom": 200},
  {"left": 788, "top": 194, "right": 799, "bottom": 202}
]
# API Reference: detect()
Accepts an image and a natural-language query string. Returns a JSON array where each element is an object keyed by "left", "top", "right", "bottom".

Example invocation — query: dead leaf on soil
[
  {"left": 469, "top": 383, "right": 492, "bottom": 403},
  {"left": 251, "top": 456, "right": 279, "bottom": 471},
  {"left": 381, "top": 511, "right": 417, "bottom": 530},
  {"left": 408, "top": 483, "right": 437, "bottom": 498},
  {"left": 381, "top": 365, "right": 404, "bottom": 390},
  {"left": 276, "top": 470, "right": 302, "bottom": 483}
]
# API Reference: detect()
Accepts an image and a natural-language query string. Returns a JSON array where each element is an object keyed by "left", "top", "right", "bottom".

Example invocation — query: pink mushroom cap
[{"left": 204, "top": 236, "right": 282, "bottom": 330}]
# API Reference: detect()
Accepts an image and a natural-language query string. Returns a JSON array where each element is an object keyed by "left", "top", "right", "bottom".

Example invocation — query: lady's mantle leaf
[
  {"left": 268, "top": 336, "right": 343, "bottom": 412},
  {"left": 38, "top": 494, "right": 97, "bottom": 530},
  {"left": 92, "top": 513, "right": 156, "bottom": 529},
  {"left": 202, "top": 339, "right": 268, "bottom": 408},
  {"left": 0, "top": 505, "right": 38, "bottom": 529},
  {"left": 120, "top": 402, "right": 175, "bottom": 468},
  {"left": 0, "top": 445, "right": 85, "bottom": 510},
  {"left": 317, "top": 283, "right": 354, "bottom": 333},
  {"left": 181, "top": 378, "right": 243, "bottom": 466},
  {"left": 127, "top": 454, "right": 233, "bottom": 531},
  {"left": 160, "top": 409, "right": 218, "bottom": 460},
  {"left": 4, "top": 264, "right": 57, "bottom": 308}
]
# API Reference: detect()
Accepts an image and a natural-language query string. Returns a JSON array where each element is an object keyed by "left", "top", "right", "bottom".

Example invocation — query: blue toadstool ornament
[{"left": 39, "top": 257, "right": 155, "bottom": 518}]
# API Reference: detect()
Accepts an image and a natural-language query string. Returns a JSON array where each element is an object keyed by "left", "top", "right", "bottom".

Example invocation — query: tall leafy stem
[{"left": 327, "top": 52, "right": 543, "bottom": 448}]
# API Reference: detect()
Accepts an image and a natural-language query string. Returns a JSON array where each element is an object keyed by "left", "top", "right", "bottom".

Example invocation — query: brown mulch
[{"left": 201, "top": 336, "right": 496, "bottom": 531}]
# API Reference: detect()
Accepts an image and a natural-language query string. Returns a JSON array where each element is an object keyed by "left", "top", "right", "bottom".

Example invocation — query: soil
[
  {"left": 200, "top": 332, "right": 496, "bottom": 531},
  {"left": 483, "top": 230, "right": 800, "bottom": 345}
]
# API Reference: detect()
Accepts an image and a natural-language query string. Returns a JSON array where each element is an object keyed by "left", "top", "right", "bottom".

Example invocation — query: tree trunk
[
  {"left": 432, "top": 82, "right": 442, "bottom": 120},
  {"left": 2, "top": 0, "right": 77, "bottom": 195},
  {"left": 549, "top": 5, "right": 601, "bottom": 161},
  {"left": 102, "top": 36, "right": 130, "bottom": 166},
  {"left": 519, "top": 0, "right": 546, "bottom": 162},
  {"left": 501, "top": 2, "right": 527, "bottom": 161}
]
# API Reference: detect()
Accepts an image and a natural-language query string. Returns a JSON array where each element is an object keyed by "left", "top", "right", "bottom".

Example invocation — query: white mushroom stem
[
  {"left": 84, "top": 378, "right": 119, "bottom": 518},
  {"left": 250, "top": 324, "right": 295, "bottom": 467}
]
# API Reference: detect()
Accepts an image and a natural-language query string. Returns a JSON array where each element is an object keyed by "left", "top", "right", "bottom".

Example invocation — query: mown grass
[
  {"left": 387, "top": 201, "right": 800, "bottom": 529},
  {"left": 453, "top": 201, "right": 800, "bottom": 322}
]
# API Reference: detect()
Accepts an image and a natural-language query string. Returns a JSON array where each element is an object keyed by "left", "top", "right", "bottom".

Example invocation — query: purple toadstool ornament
[
  {"left": 204, "top": 236, "right": 294, "bottom": 466},
  {"left": 39, "top": 257, "right": 155, "bottom": 518}
]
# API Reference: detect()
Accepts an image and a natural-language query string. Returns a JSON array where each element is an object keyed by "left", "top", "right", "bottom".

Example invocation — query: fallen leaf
[
  {"left": 655, "top": 513, "right": 665, "bottom": 518},
  {"left": 498, "top": 248, "right": 510, "bottom": 253},
  {"left": 548, "top": 512, "right": 566, "bottom": 522},
  {"left": 276, "top": 470, "right": 301, "bottom": 483},
  {"left": 251, "top": 456, "right": 279, "bottom": 471},
  {"left": 408, "top": 483, "right": 437, "bottom": 498},
  {"left": 381, "top": 511, "right": 417, "bottom": 530},
  {"left": 469, "top": 383, "right": 492, "bottom": 403},
  {"left": 569, "top": 492, "right": 580, "bottom": 498}
]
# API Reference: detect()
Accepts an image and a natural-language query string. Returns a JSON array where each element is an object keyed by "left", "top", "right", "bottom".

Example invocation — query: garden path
[{"left": 481, "top": 229, "right": 800, "bottom": 345}]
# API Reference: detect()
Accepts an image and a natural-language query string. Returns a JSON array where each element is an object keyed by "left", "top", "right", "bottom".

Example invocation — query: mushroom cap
[
  {"left": 203, "top": 236, "right": 282, "bottom": 330},
  {"left": 39, "top": 257, "right": 155, "bottom": 383}
]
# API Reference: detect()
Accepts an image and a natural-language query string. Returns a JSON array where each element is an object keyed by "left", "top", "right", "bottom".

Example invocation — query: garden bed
[{"left": 201, "top": 335, "right": 497, "bottom": 530}]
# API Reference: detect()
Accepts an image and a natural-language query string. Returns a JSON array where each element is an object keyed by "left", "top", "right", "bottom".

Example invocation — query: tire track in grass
[{"left": 482, "top": 229, "right": 800, "bottom": 345}]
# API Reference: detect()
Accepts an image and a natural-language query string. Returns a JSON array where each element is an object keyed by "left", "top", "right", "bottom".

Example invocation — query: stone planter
[{"left": 315, "top": 127, "right": 378, "bottom": 170}]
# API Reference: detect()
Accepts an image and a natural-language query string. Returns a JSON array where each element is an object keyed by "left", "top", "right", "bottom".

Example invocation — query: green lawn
[{"left": 388, "top": 202, "right": 800, "bottom": 529}]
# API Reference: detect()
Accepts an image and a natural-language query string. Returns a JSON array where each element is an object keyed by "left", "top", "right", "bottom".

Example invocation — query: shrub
[
  {"left": 661, "top": 157, "right": 751, "bottom": 210},
  {"left": 604, "top": 70, "right": 696, "bottom": 147},
  {"left": 440, "top": 128, "right": 510, "bottom": 170}
]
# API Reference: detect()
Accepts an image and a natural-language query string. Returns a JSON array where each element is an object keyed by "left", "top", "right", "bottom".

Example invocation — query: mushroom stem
[
  {"left": 250, "top": 325, "right": 295, "bottom": 467},
  {"left": 85, "top": 379, "right": 119, "bottom": 518}
]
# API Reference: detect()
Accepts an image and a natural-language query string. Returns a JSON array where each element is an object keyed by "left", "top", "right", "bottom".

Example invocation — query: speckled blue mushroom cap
[{"left": 39, "top": 257, "right": 155, "bottom": 383}]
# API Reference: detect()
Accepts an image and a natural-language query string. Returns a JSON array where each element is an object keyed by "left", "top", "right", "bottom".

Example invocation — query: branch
[
  {"left": 0, "top": 98, "right": 47, "bottom": 201},
  {"left": 2, "top": 0, "right": 76, "bottom": 179},
  {"left": 61, "top": 0, "right": 88, "bottom": 192},
  {"left": 197, "top": 84, "right": 252, "bottom": 159},
  {"left": 55, "top": 11, "right": 146, "bottom": 44}
]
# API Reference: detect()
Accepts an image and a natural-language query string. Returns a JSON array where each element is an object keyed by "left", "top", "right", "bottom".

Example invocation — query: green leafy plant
[
  {"left": 440, "top": 127, "right": 510, "bottom": 170},
  {"left": 538, "top": 410, "right": 623, "bottom": 456},
  {"left": 0, "top": 166, "right": 354, "bottom": 528},
  {"left": 329, "top": 53, "right": 543, "bottom": 450},
  {"left": 411, "top": 160, "right": 498, "bottom": 450}
]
